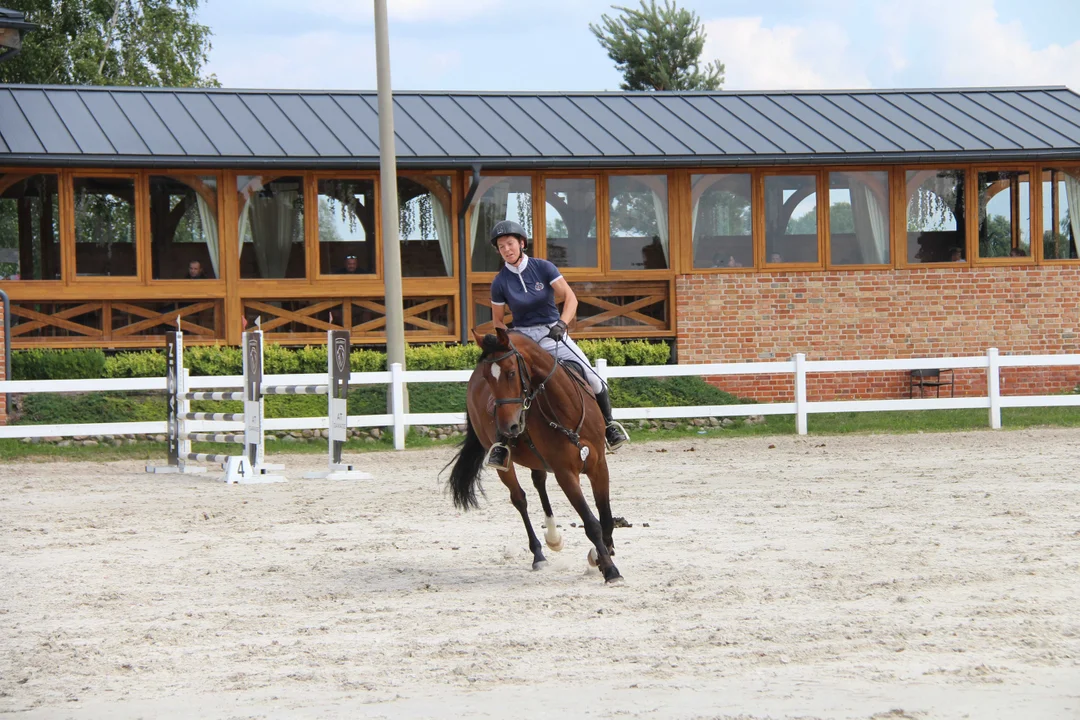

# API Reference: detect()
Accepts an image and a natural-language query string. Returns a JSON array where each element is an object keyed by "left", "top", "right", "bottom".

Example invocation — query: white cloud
[
  {"left": 880, "top": 0, "right": 1080, "bottom": 89},
  {"left": 701, "top": 17, "right": 871, "bottom": 91},
  {"left": 207, "top": 31, "right": 465, "bottom": 90}
]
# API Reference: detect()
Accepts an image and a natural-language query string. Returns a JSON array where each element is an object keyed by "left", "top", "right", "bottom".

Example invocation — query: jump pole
[
  {"left": 302, "top": 330, "right": 372, "bottom": 480},
  {"left": 145, "top": 328, "right": 284, "bottom": 483}
]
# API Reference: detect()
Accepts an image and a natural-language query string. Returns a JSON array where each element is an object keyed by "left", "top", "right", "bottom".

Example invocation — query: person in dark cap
[{"left": 482, "top": 220, "right": 628, "bottom": 470}]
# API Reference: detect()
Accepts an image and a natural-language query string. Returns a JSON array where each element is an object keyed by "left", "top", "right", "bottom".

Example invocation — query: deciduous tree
[{"left": 0, "top": 0, "right": 217, "bottom": 87}]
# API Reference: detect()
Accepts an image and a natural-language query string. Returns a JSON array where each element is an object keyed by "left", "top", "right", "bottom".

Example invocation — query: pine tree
[{"left": 589, "top": 0, "right": 724, "bottom": 91}]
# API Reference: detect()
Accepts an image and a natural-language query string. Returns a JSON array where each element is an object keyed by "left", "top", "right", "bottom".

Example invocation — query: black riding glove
[{"left": 547, "top": 319, "right": 567, "bottom": 341}]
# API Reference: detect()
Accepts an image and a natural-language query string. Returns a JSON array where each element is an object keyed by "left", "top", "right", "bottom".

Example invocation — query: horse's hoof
[
  {"left": 587, "top": 547, "right": 599, "bottom": 567},
  {"left": 546, "top": 537, "right": 563, "bottom": 553},
  {"left": 606, "top": 575, "right": 625, "bottom": 586},
  {"left": 532, "top": 560, "right": 549, "bottom": 571}
]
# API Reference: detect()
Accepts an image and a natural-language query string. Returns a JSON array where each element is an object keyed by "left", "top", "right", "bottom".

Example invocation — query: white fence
[{"left": 2, "top": 347, "right": 1080, "bottom": 450}]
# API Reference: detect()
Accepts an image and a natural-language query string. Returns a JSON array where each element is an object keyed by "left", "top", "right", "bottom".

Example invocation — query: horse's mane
[{"left": 478, "top": 333, "right": 504, "bottom": 360}]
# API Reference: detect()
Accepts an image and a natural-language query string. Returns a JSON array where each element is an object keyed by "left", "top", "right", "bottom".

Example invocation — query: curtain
[
  {"left": 248, "top": 190, "right": 297, "bottom": 278},
  {"left": 850, "top": 182, "right": 889, "bottom": 264},
  {"left": 1064, "top": 171, "right": 1080, "bottom": 254},
  {"left": 196, "top": 195, "right": 219, "bottom": 279},
  {"left": 634, "top": 175, "right": 669, "bottom": 264},
  {"left": 430, "top": 191, "right": 453, "bottom": 276},
  {"left": 469, "top": 178, "right": 508, "bottom": 272}
]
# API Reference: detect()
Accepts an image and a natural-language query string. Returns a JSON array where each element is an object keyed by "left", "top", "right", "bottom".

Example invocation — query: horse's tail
[{"left": 443, "top": 414, "right": 486, "bottom": 511}]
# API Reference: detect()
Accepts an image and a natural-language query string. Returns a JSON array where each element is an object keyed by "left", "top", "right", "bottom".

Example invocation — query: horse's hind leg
[
  {"left": 553, "top": 468, "right": 623, "bottom": 584},
  {"left": 531, "top": 469, "right": 563, "bottom": 552},
  {"left": 499, "top": 466, "right": 548, "bottom": 570}
]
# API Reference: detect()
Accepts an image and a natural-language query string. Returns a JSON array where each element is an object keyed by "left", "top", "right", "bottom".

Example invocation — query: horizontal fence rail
[{"left": 2, "top": 348, "right": 1080, "bottom": 448}]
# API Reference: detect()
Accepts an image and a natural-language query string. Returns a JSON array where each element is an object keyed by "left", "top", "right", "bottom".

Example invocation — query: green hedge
[
  {"left": 16, "top": 375, "right": 740, "bottom": 426},
  {"left": 12, "top": 338, "right": 671, "bottom": 380}
]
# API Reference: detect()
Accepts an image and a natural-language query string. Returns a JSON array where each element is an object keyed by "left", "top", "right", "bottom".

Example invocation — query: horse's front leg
[
  {"left": 586, "top": 454, "right": 615, "bottom": 558},
  {"left": 553, "top": 468, "right": 623, "bottom": 584},
  {"left": 530, "top": 469, "right": 563, "bottom": 552},
  {"left": 499, "top": 465, "right": 548, "bottom": 570}
]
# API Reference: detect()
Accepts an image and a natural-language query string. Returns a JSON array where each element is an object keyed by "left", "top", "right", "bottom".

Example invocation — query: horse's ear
[
  {"left": 495, "top": 326, "right": 510, "bottom": 347},
  {"left": 470, "top": 328, "right": 485, "bottom": 346}
]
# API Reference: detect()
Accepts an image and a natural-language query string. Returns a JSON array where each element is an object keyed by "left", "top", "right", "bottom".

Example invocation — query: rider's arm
[
  {"left": 551, "top": 277, "right": 577, "bottom": 327},
  {"left": 491, "top": 302, "right": 507, "bottom": 330}
]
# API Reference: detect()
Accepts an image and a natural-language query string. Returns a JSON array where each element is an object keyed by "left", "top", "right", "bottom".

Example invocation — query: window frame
[
  {"left": 603, "top": 169, "right": 676, "bottom": 278},
  {"left": 145, "top": 169, "right": 227, "bottom": 286},
  {"left": 681, "top": 169, "right": 756, "bottom": 274},
  {"left": 231, "top": 170, "right": 311, "bottom": 288},
  {"left": 897, "top": 164, "right": 971, "bottom": 269},
  {"left": 759, "top": 167, "right": 826, "bottom": 270},
  {"left": 309, "top": 170, "right": 382, "bottom": 283},
  {"left": 67, "top": 169, "right": 144, "bottom": 285},
  {"left": 540, "top": 171, "right": 603, "bottom": 275},
  {"left": 0, "top": 169, "right": 66, "bottom": 285},
  {"left": 824, "top": 166, "right": 895, "bottom": 271},
  {"left": 463, "top": 172, "right": 539, "bottom": 280},
  {"left": 1034, "top": 163, "right": 1080, "bottom": 265},
  {"left": 971, "top": 163, "right": 1036, "bottom": 266}
]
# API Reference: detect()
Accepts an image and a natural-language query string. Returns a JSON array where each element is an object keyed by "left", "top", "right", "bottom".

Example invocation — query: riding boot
[
  {"left": 484, "top": 440, "right": 511, "bottom": 471},
  {"left": 595, "top": 388, "right": 629, "bottom": 451}
]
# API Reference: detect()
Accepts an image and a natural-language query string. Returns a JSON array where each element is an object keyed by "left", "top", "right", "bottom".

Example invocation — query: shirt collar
[{"left": 505, "top": 253, "right": 529, "bottom": 274}]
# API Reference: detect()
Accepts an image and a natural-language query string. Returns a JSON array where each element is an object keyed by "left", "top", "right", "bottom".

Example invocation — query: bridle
[{"left": 483, "top": 334, "right": 558, "bottom": 413}]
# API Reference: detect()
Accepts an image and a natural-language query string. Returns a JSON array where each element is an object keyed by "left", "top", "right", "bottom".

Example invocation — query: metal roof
[
  {"left": 0, "top": 7, "right": 35, "bottom": 31},
  {"left": 1, "top": 84, "right": 1079, "bottom": 169}
]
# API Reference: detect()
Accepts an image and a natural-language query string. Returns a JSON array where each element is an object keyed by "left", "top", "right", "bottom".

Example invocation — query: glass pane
[
  {"left": 545, "top": 178, "right": 597, "bottom": 268},
  {"left": 0, "top": 173, "right": 60, "bottom": 280},
  {"left": 829, "top": 171, "right": 890, "bottom": 266},
  {"left": 400, "top": 175, "right": 453, "bottom": 278},
  {"left": 149, "top": 175, "right": 218, "bottom": 280},
  {"left": 1042, "top": 168, "right": 1080, "bottom": 260},
  {"left": 317, "top": 178, "right": 375, "bottom": 275},
  {"left": 609, "top": 174, "right": 668, "bottom": 270},
  {"left": 691, "top": 173, "right": 751, "bottom": 268},
  {"left": 978, "top": 171, "right": 1030, "bottom": 259},
  {"left": 469, "top": 176, "right": 532, "bottom": 272},
  {"left": 906, "top": 169, "right": 966, "bottom": 263},
  {"left": 764, "top": 174, "right": 818, "bottom": 264},
  {"left": 74, "top": 176, "right": 136, "bottom": 277},
  {"left": 238, "top": 175, "right": 305, "bottom": 279}
]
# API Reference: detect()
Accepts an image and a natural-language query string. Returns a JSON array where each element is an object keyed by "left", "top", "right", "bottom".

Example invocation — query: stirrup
[
  {"left": 484, "top": 442, "right": 511, "bottom": 471},
  {"left": 604, "top": 421, "right": 629, "bottom": 451}
]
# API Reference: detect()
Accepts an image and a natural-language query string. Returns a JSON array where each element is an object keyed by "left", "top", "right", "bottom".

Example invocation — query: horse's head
[{"left": 472, "top": 327, "right": 530, "bottom": 439}]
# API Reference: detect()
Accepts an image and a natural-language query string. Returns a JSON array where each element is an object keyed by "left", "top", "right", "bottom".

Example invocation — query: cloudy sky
[{"left": 200, "top": 0, "right": 1080, "bottom": 93}]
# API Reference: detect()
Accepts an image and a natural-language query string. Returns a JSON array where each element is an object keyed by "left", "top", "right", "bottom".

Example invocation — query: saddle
[{"left": 558, "top": 359, "right": 597, "bottom": 398}]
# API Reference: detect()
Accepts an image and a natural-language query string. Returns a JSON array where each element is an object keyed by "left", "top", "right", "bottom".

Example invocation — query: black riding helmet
[{"left": 489, "top": 220, "right": 528, "bottom": 250}]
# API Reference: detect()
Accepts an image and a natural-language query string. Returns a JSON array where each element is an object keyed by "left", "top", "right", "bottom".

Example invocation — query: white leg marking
[{"left": 544, "top": 516, "right": 563, "bottom": 552}]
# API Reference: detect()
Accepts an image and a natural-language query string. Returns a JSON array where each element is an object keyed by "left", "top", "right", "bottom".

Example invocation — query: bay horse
[{"left": 444, "top": 327, "right": 623, "bottom": 584}]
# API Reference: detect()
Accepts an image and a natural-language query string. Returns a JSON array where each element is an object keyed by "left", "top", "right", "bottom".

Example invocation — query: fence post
[
  {"left": 391, "top": 362, "right": 406, "bottom": 450},
  {"left": 987, "top": 347, "right": 1001, "bottom": 430},
  {"left": 595, "top": 357, "right": 608, "bottom": 384},
  {"left": 794, "top": 352, "right": 808, "bottom": 435}
]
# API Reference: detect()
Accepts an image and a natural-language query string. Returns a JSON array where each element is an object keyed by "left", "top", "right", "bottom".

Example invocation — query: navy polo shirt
[{"left": 491, "top": 256, "right": 563, "bottom": 327}]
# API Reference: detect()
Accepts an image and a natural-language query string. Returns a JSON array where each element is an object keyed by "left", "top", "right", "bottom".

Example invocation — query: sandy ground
[{"left": 1, "top": 429, "right": 1079, "bottom": 720}]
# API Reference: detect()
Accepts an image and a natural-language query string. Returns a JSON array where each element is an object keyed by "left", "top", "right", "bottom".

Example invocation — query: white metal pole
[{"left": 374, "top": 0, "right": 408, "bottom": 421}]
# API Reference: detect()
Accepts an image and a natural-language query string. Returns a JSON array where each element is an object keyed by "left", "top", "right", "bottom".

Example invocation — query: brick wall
[{"left": 677, "top": 266, "right": 1080, "bottom": 402}]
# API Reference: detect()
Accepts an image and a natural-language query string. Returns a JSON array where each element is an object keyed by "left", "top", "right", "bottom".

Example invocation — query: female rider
[{"left": 484, "top": 220, "right": 628, "bottom": 470}]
